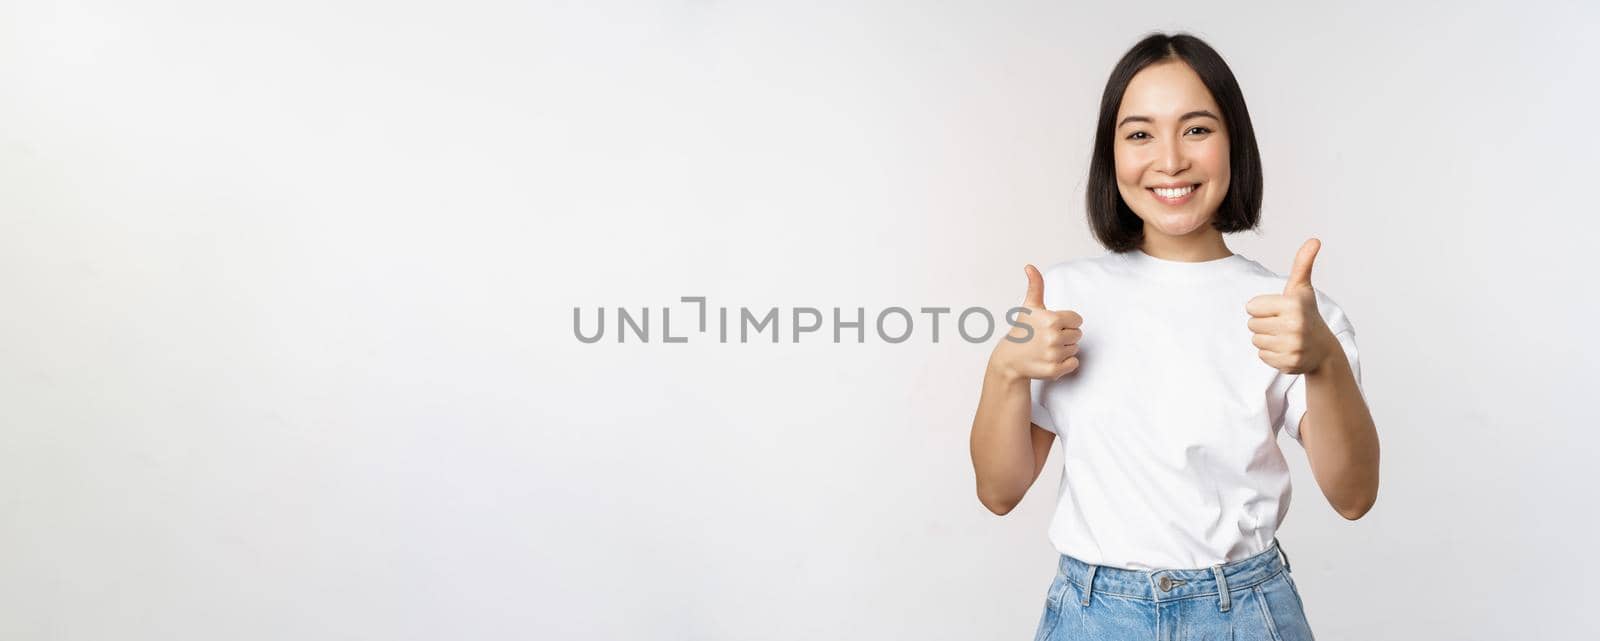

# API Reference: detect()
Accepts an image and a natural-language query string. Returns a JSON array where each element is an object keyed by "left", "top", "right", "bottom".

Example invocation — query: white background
[{"left": 2, "top": 1, "right": 1597, "bottom": 639}]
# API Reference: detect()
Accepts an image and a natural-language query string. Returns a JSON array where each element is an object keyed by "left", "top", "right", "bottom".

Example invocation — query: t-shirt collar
[{"left": 1118, "top": 247, "right": 1251, "bottom": 282}]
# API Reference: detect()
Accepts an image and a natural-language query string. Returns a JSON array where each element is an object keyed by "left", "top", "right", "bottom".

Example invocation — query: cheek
[
  {"left": 1113, "top": 146, "right": 1144, "bottom": 187},
  {"left": 1198, "top": 140, "right": 1230, "bottom": 189}
]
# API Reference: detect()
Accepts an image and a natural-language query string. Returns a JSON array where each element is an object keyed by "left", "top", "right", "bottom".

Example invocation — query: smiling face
[{"left": 1113, "top": 59, "right": 1231, "bottom": 246}]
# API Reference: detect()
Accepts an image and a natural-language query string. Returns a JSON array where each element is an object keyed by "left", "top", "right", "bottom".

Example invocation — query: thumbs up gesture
[
  {"left": 1246, "top": 239, "right": 1338, "bottom": 375},
  {"left": 990, "top": 265, "right": 1084, "bottom": 381}
]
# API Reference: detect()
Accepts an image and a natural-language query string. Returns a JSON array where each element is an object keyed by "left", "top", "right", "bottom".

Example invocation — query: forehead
[{"left": 1116, "top": 60, "right": 1220, "bottom": 119}]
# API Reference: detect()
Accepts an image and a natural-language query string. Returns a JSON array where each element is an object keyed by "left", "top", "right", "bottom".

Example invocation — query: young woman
[{"left": 968, "top": 33, "right": 1380, "bottom": 641}]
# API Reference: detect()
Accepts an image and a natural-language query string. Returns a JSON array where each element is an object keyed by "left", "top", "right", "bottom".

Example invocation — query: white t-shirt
[{"left": 1029, "top": 249, "right": 1363, "bottom": 571}]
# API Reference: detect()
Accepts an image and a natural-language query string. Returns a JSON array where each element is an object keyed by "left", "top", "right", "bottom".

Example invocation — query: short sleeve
[
  {"left": 1281, "top": 326, "right": 1363, "bottom": 443},
  {"left": 1030, "top": 377, "right": 1057, "bottom": 434}
]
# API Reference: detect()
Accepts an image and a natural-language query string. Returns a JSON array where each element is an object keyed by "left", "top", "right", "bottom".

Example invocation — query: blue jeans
[{"left": 1033, "top": 539, "right": 1314, "bottom": 641}]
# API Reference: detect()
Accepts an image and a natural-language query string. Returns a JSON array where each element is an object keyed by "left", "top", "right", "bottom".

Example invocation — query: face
[{"left": 1113, "top": 59, "right": 1230, "bottom": 243}]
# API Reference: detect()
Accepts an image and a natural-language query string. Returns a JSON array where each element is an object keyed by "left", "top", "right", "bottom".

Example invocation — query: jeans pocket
[
  {"left": 1283, "top": 572, "right": 1305, "bottom": 609},
  {"left": 1252, "top": 572, "right": 1316, "bottom": 641},
  {"left": 1033, "top": 576, "right": 1069, "bottom": 641}
]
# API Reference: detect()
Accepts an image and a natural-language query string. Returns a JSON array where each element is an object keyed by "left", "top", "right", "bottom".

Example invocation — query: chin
[{"left": 1138, "top": 210, "right": 1214, "bottom": 238}]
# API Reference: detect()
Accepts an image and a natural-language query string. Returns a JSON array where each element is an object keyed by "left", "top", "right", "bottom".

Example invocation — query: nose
[{"left": 1156, "top": 136, "right": 1188, "bottom": 176}]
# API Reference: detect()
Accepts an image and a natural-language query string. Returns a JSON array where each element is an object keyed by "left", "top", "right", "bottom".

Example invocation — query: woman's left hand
[{"left": 1246, "top": 238, "right": 1339, "bottom": 375}]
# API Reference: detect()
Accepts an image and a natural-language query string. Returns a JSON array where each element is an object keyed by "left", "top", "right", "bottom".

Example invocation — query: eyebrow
[{"left": 1117, "top": 110, "right": 1221, "bottom": 129}]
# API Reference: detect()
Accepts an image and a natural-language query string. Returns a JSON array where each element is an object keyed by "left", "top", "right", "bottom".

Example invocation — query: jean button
[{"left": 1158, "top": 575, "right": 1173, "bottom": 591}]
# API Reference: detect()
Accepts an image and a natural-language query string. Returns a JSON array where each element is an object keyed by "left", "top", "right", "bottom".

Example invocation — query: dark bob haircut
[{"left": 1086, "top": 33, "right": 1263, "bottom": 252}]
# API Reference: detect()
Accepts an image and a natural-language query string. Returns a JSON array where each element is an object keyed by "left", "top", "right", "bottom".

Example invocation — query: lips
[{"left": 1148, "top": 182, "right": 1199, "bottom": 205}]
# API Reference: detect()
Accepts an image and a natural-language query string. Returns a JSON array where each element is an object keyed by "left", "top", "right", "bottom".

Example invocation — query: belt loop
[
  {"left": 1275, "top": 537, "right": 1293, "bottom": 574},
  {"left": 1080, "top": 564, "right": 1098, "bottom": 607},
  {"left": 1212, "top": 564, "right": 1231, "bottom": 612}
]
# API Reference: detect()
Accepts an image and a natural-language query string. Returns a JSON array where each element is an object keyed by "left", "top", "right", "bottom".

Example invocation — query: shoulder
[
  {"left": 1032, "top": 253, "right": 1130, "bottom": 311},
  {"left": 1038, "top": 252, "right": 1129, "bottom": 285},
  {"left": 1234, "top": 254, "right": 1357, "bottom": 335},
  {"left": 1313, "top": 289, "right": 1356, "bottom": 335}
]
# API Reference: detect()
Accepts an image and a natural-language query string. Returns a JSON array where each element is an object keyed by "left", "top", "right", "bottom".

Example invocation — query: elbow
[
  {"left": 1334, "top": 494, "right": 1377, "bottom": 521},
  {"left": 978, "top": 490, "right": 1020, "bottom": 516}
]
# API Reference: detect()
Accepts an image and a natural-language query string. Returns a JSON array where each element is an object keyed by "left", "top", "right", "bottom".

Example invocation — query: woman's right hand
[{"left": 989, "top": 264, "right": 1084, "bottom": 381}]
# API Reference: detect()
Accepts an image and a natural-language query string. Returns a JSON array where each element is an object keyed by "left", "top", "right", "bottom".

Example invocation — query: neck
[{"left": 1138, "top": 226, "right": 1232, "bottom": 262}]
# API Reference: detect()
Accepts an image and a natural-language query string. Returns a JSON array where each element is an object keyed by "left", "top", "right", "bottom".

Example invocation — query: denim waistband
[{"left": 1057, "top": 538, "right": 1292, "bottom": 607}]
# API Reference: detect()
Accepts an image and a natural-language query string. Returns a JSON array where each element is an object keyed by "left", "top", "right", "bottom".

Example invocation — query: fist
[
  {"left": 1247, "top": 239, "right": 1338, "bottom": 375},
  {"left": 991, "top": 264, "right": 1084, "bottom": 381}
]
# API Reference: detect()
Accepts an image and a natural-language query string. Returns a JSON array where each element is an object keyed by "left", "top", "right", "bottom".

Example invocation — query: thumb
[
  {"left": 1285, "top": 238, "right": 1320, "bottom": 293},
  {"left": 1023, "top": 264, "right": 1045, "bottom": 309}
]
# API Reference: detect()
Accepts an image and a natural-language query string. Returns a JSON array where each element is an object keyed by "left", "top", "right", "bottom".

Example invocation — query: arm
[
  {"left": 970, "top": 361, "right": 1057, "bottom": 515},
  {"left": 969, "top": 264, "right": 1080, "bottom": 516},
  {"left": 1247, "top": 238, "right": 1380, "bottom": 521},
  {"left": 1299, "top": 332, "right": 1381, "bottom": 520}
]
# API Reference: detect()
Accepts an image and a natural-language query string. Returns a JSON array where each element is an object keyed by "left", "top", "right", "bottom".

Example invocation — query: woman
[{"left": 968, "top": 32, "right": 1380, "bottom": 641}]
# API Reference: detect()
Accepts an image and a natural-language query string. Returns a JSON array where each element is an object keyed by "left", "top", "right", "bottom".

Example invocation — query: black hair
[{"left": 1085, "top": 32, "right": 1263, "bottom": 252}]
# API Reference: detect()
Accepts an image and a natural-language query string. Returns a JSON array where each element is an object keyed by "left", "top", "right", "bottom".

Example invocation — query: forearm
[
  {"left": 969, "top": 358, "right": 1037, "bottom": 513},
  {"left": 1302, "top": 336, "right": 1381, "bottom": 519}
]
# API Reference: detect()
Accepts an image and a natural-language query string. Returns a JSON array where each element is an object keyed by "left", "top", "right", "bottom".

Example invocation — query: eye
[
  {"left": 1185, "top": 126, "right": 1212, "bottom": 136},
  {"left": 1125, "top": 131, "right": 1150, "bottom": 141}
]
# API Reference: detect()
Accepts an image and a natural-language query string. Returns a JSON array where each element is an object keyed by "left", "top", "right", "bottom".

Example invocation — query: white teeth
[{"left": 1153, "top": 185, "right": 1196, "bottom": 199}]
